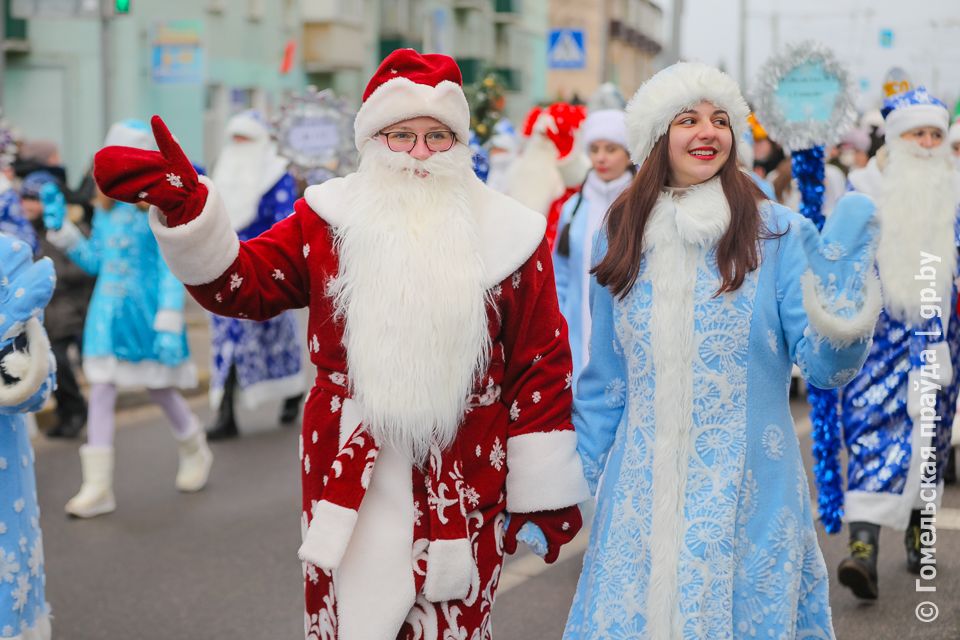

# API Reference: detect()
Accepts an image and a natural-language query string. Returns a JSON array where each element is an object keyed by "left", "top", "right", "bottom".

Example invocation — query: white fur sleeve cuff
[
  {"left": 505, "top": 430, "right": 590, "bottom": 513},
  {"left": 297, "top": 500, "right": 359, "bottom": 570},
  {"left": 148, "top": 175, "right": 240, "bottom": 286},
  {"left": 801, "top": 270, "right": 882, "bottom": 349},
  {"left": 0, "top": 318, "right": 51, "bottom": 407},
  {"left": 45, "top": 219, "right": 84, "bottom": 252}
]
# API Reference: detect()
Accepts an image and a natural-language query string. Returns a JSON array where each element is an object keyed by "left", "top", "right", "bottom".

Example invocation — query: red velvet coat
[{"left": 148, "top": 173, "right": 590, "bottom": 640}]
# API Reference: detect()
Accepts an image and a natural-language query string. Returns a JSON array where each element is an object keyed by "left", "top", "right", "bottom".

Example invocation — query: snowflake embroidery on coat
[
  {"left": 512, "top": 271, "right": 522, "bottom": 289},
  {"left": 509, "top": 400, "right": 520, "bottom": 422},
  {"left": 537, "top": 260, "right": 543, "bottom": 272},
  {"left": 462, "top": 484, "right": 480, "bottom": 508},
  {"left": 564, "top": 371, "right": 573, "bottom": 390},
  {"left": 489, "top": 438, "right": 505, "bottom": 470},
  {"left": 272, "top": 268, "right": 285, "bottom": 281},
  {"left": 762, "top": 424, "right": 785, "bottom": 460},
  {"left": 766, "top": 329, "right": 779, "bottom": 355},
  {"left": 312, "top": 430, "right": 318, "bottom": 444},
  {"left": 413, "top": 500, "right": 423, "bottom": 526},
  {"left": 532, "top": 391, "right": 542, "bottom": 404},
  {"left": 229, "top": 273, "right": 243, "bottom": 291},
  {"left": 214, "top": 293, "right": 222, "bottom": 303},
  {"left": 328, "top": 372, "right": 346, "bottom": 386},
  {"left": 137, "top": 191, "right": 148, "bottom": 200},
  {"left": 303, "top": 243, "right": 310, "bottom": 258},
  {"left": 330, "top": 395, "right": 342, "bottom": 413},
  {"left": 311, "top": 334, "right": 321, "bottom": 353},
  {"left": 555, "top": 328, "right": 561, "bottom": 338},
  {"left": 165, "top": 173, "right": 183, "bottom": 188},
  {"left": 475, "top": 445, "right": 482, "bottom": 457},
  {"left": 604, "top": 378, "right": 626, "bottom": 407},
  {"left": 304, "top": 454, "right": 311, "bottom": 474}
]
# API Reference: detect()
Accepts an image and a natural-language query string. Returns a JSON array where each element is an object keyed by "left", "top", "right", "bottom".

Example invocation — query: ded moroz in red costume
[{"left": 93, "top": 48, "right": 590, "bottom": 640}]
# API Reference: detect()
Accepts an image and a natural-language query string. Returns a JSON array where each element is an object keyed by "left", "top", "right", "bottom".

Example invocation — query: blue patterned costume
[
  {"left": 0, "top": 189, "right": 37, "bottom": 256},
  {"left": 50, "top": 202, "right": 196, "bottom": 389},
  {"left": 209, "top": 174, "right": 304, "bottom": 409},
  {"left": 565, "top": 182, "right": 879, "bottom": 639},
  {"left": 0, "top": 234, "right": 56, "bottom": 639}
]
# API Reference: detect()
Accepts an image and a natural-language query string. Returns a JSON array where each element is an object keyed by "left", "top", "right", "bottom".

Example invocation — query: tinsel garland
[{"left": 792, "top": 145, "right": 844, "bottom": 534}]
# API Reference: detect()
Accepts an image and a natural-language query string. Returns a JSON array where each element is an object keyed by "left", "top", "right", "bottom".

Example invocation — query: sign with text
[{"left": 151, "top": 20, "right": 204, "bottom": 85}]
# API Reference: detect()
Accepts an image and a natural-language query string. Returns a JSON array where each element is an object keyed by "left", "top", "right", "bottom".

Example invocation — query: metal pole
[
  {"left": 0, "top": 0, "right": 7, "bottom": 110},
  {"left": 100, "top": 0, "right": 112, "bottom": 135},
  {"left": 669, "top": 0, "right": 684, "bottom": 65},
  {"left": 738, "top": 0, "right": 747, "bottom": 86}
]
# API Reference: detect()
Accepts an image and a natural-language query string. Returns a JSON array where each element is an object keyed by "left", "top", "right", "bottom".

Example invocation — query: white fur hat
[
  {"left": 882, "top": 87, "right": 949, "bottom": 142},
  {"left": 625, "top": 62, "right": 749, "bottom": 166},
  {"left": 582, "top": 109, "right": 629, "bottom": 151},
  {"left": 948, "top": 121, "right": 960, "bottom": 147}
]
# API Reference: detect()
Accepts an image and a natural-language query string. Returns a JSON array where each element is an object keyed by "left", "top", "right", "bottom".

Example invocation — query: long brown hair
[{"left": 593, "top": 134, "right": 770, "bottom": 299}]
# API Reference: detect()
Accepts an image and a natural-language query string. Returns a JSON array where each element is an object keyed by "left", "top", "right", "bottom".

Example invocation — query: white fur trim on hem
[
  {"left": 153, "top": 309, "right": 184, "bottom": 333},
  {"left": 83, "top": 356, "right": 198, "bottom": 390},
  {"left": 505, "top": 430, "right": 590, "bottom": 512},
  {"left": 208, "top": 372, "right": 306, "bottom": 410},
  {"left": 423, "top": 537, "right": 474, "bottom": 603},
  {"left": 304, "top": 174, "right": 546, "bottom": 288},
  {"left": 298, "top": 500, "right": 359, "bottom": 570},
  {"left": 148, "top": 176, "right": 241, "bottom": 286},
  {"left": 8, "top": 611, "right": 51, "bottom": 640},
  {"left": 800, "top": 270, "right": 882, "bottom": 350},
  {"left": 354, "top": 77, "right": 470, "bottom": 151},
  {"left": 0, "top": 319, "right": 51, "bottom": 407}
]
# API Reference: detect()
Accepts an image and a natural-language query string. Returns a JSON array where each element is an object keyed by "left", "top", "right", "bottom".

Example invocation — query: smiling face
[{"left": 666, "top": 101, "right": 733, "bottom": 188}]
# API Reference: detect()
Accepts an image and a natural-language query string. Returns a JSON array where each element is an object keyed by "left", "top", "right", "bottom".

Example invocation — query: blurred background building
[{"left": 1, "top": 0, "right": 667, "bottom": 179}]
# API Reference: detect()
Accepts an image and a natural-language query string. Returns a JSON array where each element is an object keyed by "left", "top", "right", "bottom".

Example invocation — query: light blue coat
[{"left": 566, "top": 184, "right": 876, "bottom": 639}]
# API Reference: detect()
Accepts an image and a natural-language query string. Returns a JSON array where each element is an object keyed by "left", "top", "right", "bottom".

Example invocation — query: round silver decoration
[
  {"left": 751, "top": 41, "right": 858, "bottom": 151},
  {"left": 274, "top": 87, "right": 357, "bottom": 183}
]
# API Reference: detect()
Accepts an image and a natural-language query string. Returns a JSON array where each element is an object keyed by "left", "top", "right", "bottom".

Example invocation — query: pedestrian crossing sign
[{"left": 548, "top": 29, "right": 586, "bottom": 69}]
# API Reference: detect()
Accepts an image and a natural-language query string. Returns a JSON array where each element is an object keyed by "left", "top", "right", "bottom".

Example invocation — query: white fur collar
[
  {"left": 0, "top": 318, "right": 51, "bottom": 407},
  {"left": 848, "top": 157, "right": 883, "bottom": 198},
  {"left": 304, "top": 173, "right": 546, "bottom": 288},
  {"left": 647, "top": 177, "right": 731, "bottom": 248}
]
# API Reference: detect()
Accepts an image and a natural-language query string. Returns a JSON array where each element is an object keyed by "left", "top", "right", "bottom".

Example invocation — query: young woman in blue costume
[
  {"left": 43, "top": 120, "right": 212, "bottom": 518},
  {"left": 564, "top": 62, "right": 882, "bottom": 639}
]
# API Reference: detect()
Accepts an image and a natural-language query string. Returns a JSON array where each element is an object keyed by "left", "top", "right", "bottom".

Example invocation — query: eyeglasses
[{"left": 378, "top": 130, "right": 457, "bottom": 153}]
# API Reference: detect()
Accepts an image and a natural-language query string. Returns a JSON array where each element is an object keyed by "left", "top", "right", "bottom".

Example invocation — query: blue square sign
[{"left": 548, "top": 29, "right": 586, "bottom": 69}]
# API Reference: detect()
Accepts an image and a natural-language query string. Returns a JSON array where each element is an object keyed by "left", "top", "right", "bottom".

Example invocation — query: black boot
[
  {"left": 206, "top": 370, "right": 238, "bottom": 441},
  {"left": 837, "top": 521, "right": 880, "bottom": 600},
  {"left": 945, "top": 447, "right": 957, "bottom": 486},
  {"left": 279, "top": 394, "right": 304, "bottom": 427},
  {"left": 905, "top": 509, "right": 923, "bottom": 575},
  {"left": 46, "top": 414, "right": 86, "bottom": 439}
]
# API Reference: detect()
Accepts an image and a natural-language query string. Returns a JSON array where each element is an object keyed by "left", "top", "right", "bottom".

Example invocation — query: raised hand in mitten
[
  {"left": 799, "top": 193, "right": 879, "bottom": 322},
  {"left": 0, "top": 236, "right": 55, "bottom": 344},
  {"left": 39, "top": 182, "right": 66, "bottom": 231},
  {"left": 503, "top": 505, "right": 582, "bottom": 564},
  {"left": 153, "top": 331, "right": 185, "bottom": 367},
  {"left": 93, "top": 115, "right": 207, "bottom": 226}
]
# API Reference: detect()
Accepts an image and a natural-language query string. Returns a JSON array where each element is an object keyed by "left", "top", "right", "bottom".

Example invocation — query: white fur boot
[
  {"left": 176, "top": 426, "right": 213, "bottom": 492},
  {"left": 65, "top": 445, "right": 116, "bottom": 518}
]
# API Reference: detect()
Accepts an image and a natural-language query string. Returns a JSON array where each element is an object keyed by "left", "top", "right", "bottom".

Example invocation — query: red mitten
[
  {"left": 503, "top": 505, "right": 583, "bottom": 564},
  {"left": 93, "top": 115, "right": 207, "bottom": 226}
]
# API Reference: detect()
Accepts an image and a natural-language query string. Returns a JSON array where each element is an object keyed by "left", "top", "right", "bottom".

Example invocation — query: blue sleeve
[
  {"left": 156, "top": 249, "right": 185, "bottom": 313},
  {"left": 552, "top": 199, "right": 577, "bottom": 311},
  {"left": 66, "top": 211, "right": 103, "bottom": 276},
  {"left": 775, "top": 210, "right": 873, "bottom": 388},
  {"left": 573, "top": 237, "right": 628, "bottom": 493}
]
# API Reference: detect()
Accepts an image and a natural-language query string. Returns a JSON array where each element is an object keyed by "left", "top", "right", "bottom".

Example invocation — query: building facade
[{"left": 546, "top": 0, "right": 662, "bottom": 102}]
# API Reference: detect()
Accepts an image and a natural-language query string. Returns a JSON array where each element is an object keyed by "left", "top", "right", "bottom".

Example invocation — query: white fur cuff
[
  {"left": 153, "top": 310, "right": 184, "bottom": 333},
  {"left": 423, "top": 537, "right": 474, "bottom": 603},
  {"left": 801, "top": 270, "right": 882, "bottom": 349},
  {"left": 148, "top": 176, "right": 241, "bottom": 286},
  {"left": 0, "top": 318, "right": 51, "bottom": 407},
  {"left": 45, "top": 219, "right": 84, "bottom": 252},
  {"left": 505, "top": 430, "right": 591, "bottom": 513},
  {"left": 297, "top": 500, "right": 359, "bottom": 570}
]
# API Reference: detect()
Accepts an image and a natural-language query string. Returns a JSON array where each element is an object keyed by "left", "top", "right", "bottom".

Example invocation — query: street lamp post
[{"left": 100, "top": 0, "right": 114, "bottom": 136}]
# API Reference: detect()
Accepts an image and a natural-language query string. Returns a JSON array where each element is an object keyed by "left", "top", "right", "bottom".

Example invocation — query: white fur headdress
[{"left": 625, "top": 62, "right": 750, "bottom": 166}]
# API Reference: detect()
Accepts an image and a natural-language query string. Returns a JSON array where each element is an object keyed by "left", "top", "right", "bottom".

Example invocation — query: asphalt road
[{"left": 32, "top": 398, "right": 960, "bottom": 639}]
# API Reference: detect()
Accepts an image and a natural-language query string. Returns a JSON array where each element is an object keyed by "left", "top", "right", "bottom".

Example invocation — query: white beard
[
  {"left": 328, "top": 143, "right": 491, "bottom": 465},
  {"left": 876, "top": 138, "right": 958, "bottom": 324},
  {"left": 212, "top": 139, "right": 289, "bottom": 231},
  {"left": 503, "top": 135, "right": 565, "bottom": 214}
]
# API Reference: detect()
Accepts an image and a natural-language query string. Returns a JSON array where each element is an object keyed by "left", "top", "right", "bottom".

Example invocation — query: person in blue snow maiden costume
[
  {"left": 564, "top": 62, "right": 882, "bottom": 639},
  {"left": 42, "top": 119, "right": 213, "bottom": 519},
  {"left": 205, "top": 111, "right": 306, "bottom": 440},
  {"left": 835, "top": 87, "right": 960, "bottom": 600},
  {"left": 0, "top": 233, "right": 56, "bottom": 639}
]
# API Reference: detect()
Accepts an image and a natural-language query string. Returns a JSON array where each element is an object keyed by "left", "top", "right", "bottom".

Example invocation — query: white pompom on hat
[
  {"left": 103, "top": 119, "right": 155, "bottom": 151},
  {"left": 581, "top": 109, "right": 629, "bottom": 151},
  {"left": 353, "top": 48, "right": 470, "bottom": 151},
  {"left": 625, "top": 62, "right": 750, "bottom": 166}
]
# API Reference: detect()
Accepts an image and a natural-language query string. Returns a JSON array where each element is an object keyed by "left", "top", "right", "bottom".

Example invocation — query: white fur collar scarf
[{"left": 646, "top": 176, "right": 731, "bottom": 248}]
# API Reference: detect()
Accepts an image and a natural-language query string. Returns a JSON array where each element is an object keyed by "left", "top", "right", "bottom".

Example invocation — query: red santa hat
[{"left": 354, "top": 49, "right": 471, "bottom": 151}]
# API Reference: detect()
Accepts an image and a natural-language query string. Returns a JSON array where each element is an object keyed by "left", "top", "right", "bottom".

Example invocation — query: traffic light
[{"left": 115, "top": 0, "right": 131, "bottom": 14}]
